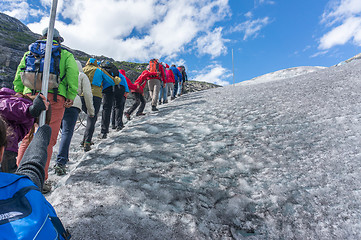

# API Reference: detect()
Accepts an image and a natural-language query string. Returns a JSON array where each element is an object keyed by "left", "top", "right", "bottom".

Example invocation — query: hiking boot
[
  {"left": 98, "top": 133, "right": 107, "bottom": 139},
  {"left": 163, "top": 100, "right": 168, "bottom": 104},
  {"left": 111, "top": 125, "right": 116, "bottom": 129},
  {"left": 84, "top": 142, "right": 91, "bottom": 152},
  {"left": 124, "top": 112, "right": 131, "bottom": 120},
  {"left": 151, "top": 105, "right": 159, "bottom": 111},
  {"left": 42, "top": 181, "right": 52, "bottom": 194},
  {"left": 171, "top": 96, "right": 176, "bottom": 100},
  {"left": 116, "top": 126, "right": 124, "bottom": 131},
  {"left": 159, "top": 100, "right": 162, "bottom": 105},
  {"left": 136, "top": 112, "right": 146, "bottom": 116},
  {"left": 54, "top": 163, "right": 67, "bottom": 176}
]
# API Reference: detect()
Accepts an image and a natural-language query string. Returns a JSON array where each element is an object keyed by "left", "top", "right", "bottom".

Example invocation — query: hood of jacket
[{"left": 76, "top": 60, "right": 84, "bottom": 73}]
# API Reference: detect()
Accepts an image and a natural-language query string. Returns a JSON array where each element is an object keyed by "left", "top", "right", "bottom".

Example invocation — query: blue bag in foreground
[{"left": 0, "top": 173, "right": 70, "bottom": 240}]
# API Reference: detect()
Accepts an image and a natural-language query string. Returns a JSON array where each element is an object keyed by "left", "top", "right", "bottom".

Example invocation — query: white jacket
[{"left": 73, "top": 61, "right": 95, "bottom": 116}]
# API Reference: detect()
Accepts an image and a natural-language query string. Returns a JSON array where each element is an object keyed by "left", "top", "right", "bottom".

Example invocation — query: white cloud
[
  {"left": 310, "top": 50, "right": 329, "bottom": 58},
  {"left": 245, "top": 11, "right": 253, "bottom": 18},
  {"left": 231, "top": 17, "right": 270, "bottom": 40},
  {"left": 319, "top": 17, "right": 361, "bottom": 49},
  {"left": 1, "top": 0, "right": 43, "bottom": 21},
  {"left": 11, "top": 0, "right": 230, "bottom": 63},
  {"left": 254, "top": 0, "right": 275, "bottom": 8},
  {"left": 196, "top": 27, "right": 228, "bottom": 58},
  {"left": 319, "top": 0, "right": 361, "bottom": 49},
  {"left": 193, "top": 63, "right": 231, "bottom": 86}
]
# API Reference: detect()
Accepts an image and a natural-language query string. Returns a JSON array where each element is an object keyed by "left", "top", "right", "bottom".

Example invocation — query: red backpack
[{"left": 149, "top": 59, "right": 160, "bottom": 78}]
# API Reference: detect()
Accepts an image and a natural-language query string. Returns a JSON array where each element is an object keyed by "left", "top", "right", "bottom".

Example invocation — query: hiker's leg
[
  {"left": 101, "top": 87, "right": 114, "bottom": 134},
  {"left": 44, "top": 93, "right": 66, "bottom": 180},
  {"left": 163, "top": 83, "right": 168, "bottom": 101},
  {"left": 173, "top": 80, "right": 178, "bottom": 97},
  {"left": 148, "top": 79, "right": 156, "bottom": 105},
  {"left": 115, "top": 86, "right": 126, "bottom": 127},
  {"left": 84, "top": 96, "right": 102, "bottom": 143},
  {"left": 152, "top": 80, "right": 161, "bottom": 106},
  {"left": 127, "top": 93, "right": 140, "bottom": 115},
  {"left": 56, "top": 107, "right": 80, "bottom": 165},
  {"left": 138, "top": 94, "right": 146, "bottom": 114}
]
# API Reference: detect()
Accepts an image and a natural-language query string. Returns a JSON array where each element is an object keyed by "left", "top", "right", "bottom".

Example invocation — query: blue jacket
[
  {"left": 83, "top": 58, "right": 116, "bottom": 98},
  {"left": 170, "top": 66, "right": 182, "bottom": 82}
]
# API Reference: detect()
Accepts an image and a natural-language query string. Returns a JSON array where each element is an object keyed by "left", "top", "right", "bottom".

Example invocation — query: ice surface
[{"left": 45, "top": 60, "right": 361, "bottom": 239}]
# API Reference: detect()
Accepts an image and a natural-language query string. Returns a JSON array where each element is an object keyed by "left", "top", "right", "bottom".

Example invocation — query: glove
[{"left": 29, "top": 94, "right": 47, "bottom": 118}]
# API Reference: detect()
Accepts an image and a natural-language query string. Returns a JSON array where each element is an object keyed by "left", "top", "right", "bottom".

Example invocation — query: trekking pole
[{"left": 39, "top": 0, "right": 58, "bottom": 126}]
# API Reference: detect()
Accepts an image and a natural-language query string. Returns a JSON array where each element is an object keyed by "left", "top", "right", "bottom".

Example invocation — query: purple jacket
[{"left": 0, "top": 88, "right": 34, "bottom": 153}]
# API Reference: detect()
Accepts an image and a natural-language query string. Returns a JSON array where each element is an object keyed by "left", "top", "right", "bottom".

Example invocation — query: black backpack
[{"left": 99, "top": 60, "right": 119, "bottom": 77}]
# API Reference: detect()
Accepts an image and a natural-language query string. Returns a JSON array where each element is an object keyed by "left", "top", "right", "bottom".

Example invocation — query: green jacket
[{"left": 13, "top": 41, "right": 79, "bottom": 100}]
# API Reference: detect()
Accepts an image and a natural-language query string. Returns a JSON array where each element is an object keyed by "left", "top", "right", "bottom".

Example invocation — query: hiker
[
  {"left": 170, "top": 64, "right": 182, "bottom": 100},
  {"left": 112, "top": 69, "right": 130, "bottom": 130},
  {"left": 54, "top": 60, "right": 95, "bottom": 175},
  {"left": 0, "top": 117, "right": 71, "bottom": 239},
  {"left": 147, "top": 59, "right": 165, "bottom": 111},
  {"left": 159, "top": 63, "right": 169, "bottom": 105},
  {"left": 166, "top": 67, "right": 175, "bottom": 101},
  {"left": 177, "top": 65, "right": 188, "bottom": 96},
  {"left": 98, "top": 61, "right": 128, "bottom": 138},
  {"left": 13, "top": 27, "right": 78, "bottom": 192},
  {"left": 81, "top": 58, "right": 119, "bottom": 151},
  {"left": 124, "top": 70, "right": 156, "bottom": 120},
  {"left": 0, "top": 88, "right": 49, "bottom": 173}
]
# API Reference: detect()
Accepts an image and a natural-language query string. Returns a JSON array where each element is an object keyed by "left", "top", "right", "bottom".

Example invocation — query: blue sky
[{"left": 1, "top": 0, "right": 361, "bottom": 86}]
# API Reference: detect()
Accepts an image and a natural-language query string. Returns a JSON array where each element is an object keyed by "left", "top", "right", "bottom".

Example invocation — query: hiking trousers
[
  {"left": 173, "top": 80, "right": 179, "bottom": 97},
  {"left": 17, "top": 93, "right": 66, "bottom": 180},
  {"left": 159, "top": 83, "right": 168, "bottom": 102},
  {"left": 167, "top": 83, "right": 174, "bottom": 98},
  {"left": 111, "top": 85, "right": 126, "bottom": 128},
  {"left": 101, "top": 87, "right": 114, "bottom": 134},
  {"left": 127, "top": 92, "right": 146, "bottom": 115},
  {"left": 148, "top": 79, "right": 161, "bottom": 107},
  {"left": 177, "top": 81, "right": 183, "bottom": 95},
  {"left": 82, "top": 96, "right": 102, "bottom": 143},
  {"left": 56, "top": 107, "right": 80, "bottom": 165}
]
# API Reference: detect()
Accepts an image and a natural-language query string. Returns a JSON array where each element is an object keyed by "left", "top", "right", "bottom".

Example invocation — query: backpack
[
  {"left": 99, "top": 60, "right": 119, "bottom": 77},
  {"left": 0, "top": 173, "right": 71, "bottom": 240},
  {"left": 148, "top": 59, "right": 160, "bottom": 78},
  {"left": 20, "top": 40, "right": 65, "bottom": 92}
]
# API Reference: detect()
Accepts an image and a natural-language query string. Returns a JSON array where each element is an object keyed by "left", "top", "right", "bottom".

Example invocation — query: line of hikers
[{"left": 0, "top": 28, "right": 188, "bottom": 192}]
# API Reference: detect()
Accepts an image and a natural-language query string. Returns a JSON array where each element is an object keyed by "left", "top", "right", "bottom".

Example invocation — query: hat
[{"left": 42, "top": 27, "right": 64, "bottom": 42}]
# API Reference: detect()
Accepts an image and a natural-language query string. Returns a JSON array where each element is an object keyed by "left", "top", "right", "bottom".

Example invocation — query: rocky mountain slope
[{"left": 0, "top": 12, "right": 220, "bottom": 95}]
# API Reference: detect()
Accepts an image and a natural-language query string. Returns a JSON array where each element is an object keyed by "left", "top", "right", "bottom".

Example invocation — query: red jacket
[
  {"left": 130, "top": 70, "right": 157, "bottom": 93},
  {"left": 166, "top": 69, "right": 175, "bottom": 84}
]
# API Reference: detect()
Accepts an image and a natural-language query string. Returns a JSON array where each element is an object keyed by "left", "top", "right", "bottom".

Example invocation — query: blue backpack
[
  {"left": 20, "top": 40, "right": 65, "bottom": 92},
  {"left": 0, "top": 173, "right": 71, "bottom": 240}
]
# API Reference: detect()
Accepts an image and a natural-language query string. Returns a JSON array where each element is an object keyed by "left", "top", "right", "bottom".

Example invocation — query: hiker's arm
[
  {"left": 100, "top": 70, "right": 116, "bottom": 86},
  {"left": 13, "top": 52, "right": 28, "bottom": 93},
  {"left": 16, "top": 125, "right": 51, "bottom": 190},
  {"left": 81, "top": 73, "right": 95, "bottom": 116}
]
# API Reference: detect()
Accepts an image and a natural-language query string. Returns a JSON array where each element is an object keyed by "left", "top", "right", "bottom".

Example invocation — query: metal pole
[
  {"left": 232, "top": 48, "right": 235, "bottom": 85},
  {"left": 39, "top": 0, "right": 58, "bottom": 126}
]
